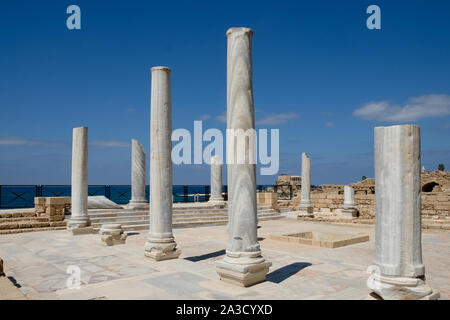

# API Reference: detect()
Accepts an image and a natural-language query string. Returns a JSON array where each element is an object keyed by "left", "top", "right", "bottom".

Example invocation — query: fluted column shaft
[
  {"left": 128, "top": 139, "right": 148, "bottom": 208},
  {"left": 343, "top": 186, "right": 356, "bottom": 209},
  {"left": 68, "top": 126, "right": 90, "bottom": 229},
  {"left": 209, "top": 155, "right": 223, "bottom": 202},
  {"left": 367, "top": 124, "right": 438, "bottom": 300},
  {"left": 216, "top": 27, "right": 271, "bottom": 287},
  {"left": 145, "top": 66, "right": 180, "bottom": 261},
  {"left": 226, "top": 27, "right": 257, "bottom": 254},
  {"left": 300, "top": 152, "right": 311, "bottom": 206}
]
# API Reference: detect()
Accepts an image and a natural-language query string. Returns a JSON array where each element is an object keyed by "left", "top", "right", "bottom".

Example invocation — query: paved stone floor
[{"left": 0, "top": 218, "right": 448, "bottom": 300}]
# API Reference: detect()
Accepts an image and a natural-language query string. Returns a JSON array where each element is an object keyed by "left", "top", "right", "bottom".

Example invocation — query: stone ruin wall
[
  {"left": 304, "top": 192, "right": 449, "bottom": 219},
  {"left": 282, "top": 170, "right": 450, "bottom": 220}
]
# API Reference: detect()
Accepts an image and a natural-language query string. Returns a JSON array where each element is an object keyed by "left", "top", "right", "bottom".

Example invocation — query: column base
[
  {"left": 126, "top": 200, "right": 149, "bottom": 210},
  {"left": 367, "top": 272, "right": 440, "bottom": 300},
  {"left": 336, "top": 208, "right": 357, "bottom": 220},
  {"left": 144, "top": 237, "right": 181, "bottom": 261},
  {"left": 216, "top": 251, "right": 271, "bottom": 287},
  {"left": 67, "top": 216, "right": 91, "bottom": 229},
  {"left": 292, "top": 206, "right": 314, "bottom": 217},
  {"left": 68, "top": 226, "right": 95, "bottom": 235},
  {"left": 208, "top": 198, "right": 226, "bottom": 206},
  {"left": 100, "top": 224, "right": 127, "bottom": 246}
]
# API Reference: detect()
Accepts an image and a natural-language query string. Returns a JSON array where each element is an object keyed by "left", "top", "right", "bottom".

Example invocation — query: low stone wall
[
  {"left": 287, "top": 191, "right": 450, "bottom": 220},
  {"left": 0, "top": 197, "right": 69, "bottom": 234},
  {"left": 421, "top": 192, "right": 450, "bottom": 219},
  {"left": 257, "top": 192, "right": 278, "bottom": 210},
  {"left": 35, "top": 197, "right": 71, "bottom": 221}
]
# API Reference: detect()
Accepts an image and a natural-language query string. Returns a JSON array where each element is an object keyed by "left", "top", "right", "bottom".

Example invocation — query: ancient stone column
[
  {"left": 67, "top": 127, "right": 93, "bottom": 234},
  {"left": 127, "top": 139, "right": 148, "bottom": 210},
  {"left": 208, "top": 155, "right": 224, "bottom": 204},
  {"left": 343, "top": 186, "right": 356, "bottom": 209},
  {"left": 337, "top": 185, "right": 357, "bottom": 219},
  {"left": 367, "top": 124, "right": 439, "bottom": 300},
  {"left": 216, "top": 27, "right": 271, "bottom": 287},
  {"left": 144, "top": 66, "right": 180, "bottom": 261},
  {"left": 297, "top": 152, "right": 313, "bottom": 216}
]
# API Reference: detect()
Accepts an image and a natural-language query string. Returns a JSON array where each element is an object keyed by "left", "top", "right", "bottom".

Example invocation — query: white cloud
[
  {"left": 0, "top": 137, "right": 63, "bottom": 147},
  {"left": 324, "top": 121, "right": 335, "bottom": 128},
  {"left": 215, "top": 113, "right": 227, "bottom": 123},
  {"left": 197, "top": 114, "right": 211, "bottom": 120},
  {"left": 353, "top": 94, "right": 450, "bottom": 122},
  {"left": 256, "top": 113, "right": 299, "bottom": 125},
  {"left": 90, "top": 140, "right": 130, "bottom": 147}
]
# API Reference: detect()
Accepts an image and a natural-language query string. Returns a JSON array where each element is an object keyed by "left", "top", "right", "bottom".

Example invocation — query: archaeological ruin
[{"left": 0, "top": 25, "right": 448, "bottom": 301}]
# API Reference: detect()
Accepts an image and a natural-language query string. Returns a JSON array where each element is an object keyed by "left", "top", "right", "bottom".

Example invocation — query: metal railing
[{"left": 0, "top": 184, "right": 276, "bottom": 209}]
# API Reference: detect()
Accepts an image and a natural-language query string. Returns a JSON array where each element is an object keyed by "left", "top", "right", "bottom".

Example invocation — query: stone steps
[
  {"left": 88, "top": 209, "right": 275, "bottom": 221},
  {"left": 0, "top": 204, "right": 280, "bottom": 234},
  {"left": 0, "top": 223, "right": 67, "bottom": 235},
  {"left": 90, "top": 209, "right": 281, "bottom": 232},
  {"left": 0, "top": 216, "right": 51, "bottom": 223},
  {"left": 116, "top": 214, "right": 282, "bottom": 232}
]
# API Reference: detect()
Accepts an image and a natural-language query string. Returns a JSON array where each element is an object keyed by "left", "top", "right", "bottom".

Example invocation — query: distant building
[{"left": 276, "top": 174, "right": 301, "bottom": 189}]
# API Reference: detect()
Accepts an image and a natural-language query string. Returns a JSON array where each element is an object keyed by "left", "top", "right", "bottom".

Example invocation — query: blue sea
[{"left": 0, "top": 185, "right": 273, "bottom": 209}]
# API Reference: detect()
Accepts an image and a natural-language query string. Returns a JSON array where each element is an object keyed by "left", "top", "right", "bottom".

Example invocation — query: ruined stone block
[{"left": 100, "top": 224, "right": 127, "bottom": 246}]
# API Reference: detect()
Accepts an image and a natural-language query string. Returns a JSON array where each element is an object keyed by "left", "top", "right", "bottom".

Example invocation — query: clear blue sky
[{"left": 0, "top": 0, "right": 449, "bottom": 185}]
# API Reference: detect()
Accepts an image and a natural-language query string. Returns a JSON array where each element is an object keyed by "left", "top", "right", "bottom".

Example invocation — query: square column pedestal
[
  {"left": 216, "top": 252, "right": 272, "bottom": 287},
  {"left": 335, "top": 208, "right": 357, "bottom": 220}
]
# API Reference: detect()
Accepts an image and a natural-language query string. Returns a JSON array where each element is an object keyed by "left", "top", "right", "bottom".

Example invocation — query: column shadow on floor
[
  {"left": 266, "top": 262, "right": 312, "bottom": 284},
  {"left": 184, "top": 249, "right": 226, "bottom": 262},
  {"left": 126, "top": 232, "right": 140, "bottom": 236},
  {"left": 7, "top": 276, "right": 22, "bottom": 288}
]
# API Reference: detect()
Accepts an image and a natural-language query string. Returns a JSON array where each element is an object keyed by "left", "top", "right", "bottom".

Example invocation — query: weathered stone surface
[
  {"left": 343, "top": 186, "right": 356, "bottom": 209},
  {"left": 35, "top": 197, "right": 70, "bottom": 221},
  {"left": 335, "top": 208, "right": 357, "bottom": 220},
  {"left": 288, "top": 153, "right": 314, "bottom": 218},
  {"left": 367, "top": 124, "right": 439, "bottom": 300},
  {"left": 208, "top": 155, "right": 225, "bottom": 204},
  {"left": 88, "top": 196, "right": 121, "bottom": 209},
  {"left": 257, "top": 192, "right": 278, "bottom": 209},
  {"left": 299, "top": 152, "right": 312, "bottom": 208},
  {"left": 127, "top": 139, "right": 149, "bottom": 210},
  {"left": 144, "top": 66, "right": 180, "bottom": 261},
  {"left": 216, "top": 27, "right": 270, "bottom": 287},
  {"left": 69, "top": 226, "right": 95, "bottom": 235},
  {"left": 269, "top": 231, "right": 369, "bottom": 248},
  {"left": 100, "top": 224, "right": 127, "bottom": 246},
  {"left": 67, "top": 127, "right": 91, "bottom": 230}
]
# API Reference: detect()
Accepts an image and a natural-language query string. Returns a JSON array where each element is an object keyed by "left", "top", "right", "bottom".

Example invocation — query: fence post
[
  {"left": 105, "top": 185, "right": 110, "bottom": 199},
  {"left": 205, "top": 185, "right": 210, "bottom": 202},
  {"left": 0, "top": 185, "right": 2, "bottom": 208},
  {"left": 183, "top": 185, "right": 188, "bottom": 202}
]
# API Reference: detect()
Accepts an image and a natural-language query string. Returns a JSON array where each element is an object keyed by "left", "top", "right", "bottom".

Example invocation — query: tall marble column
[
  {"left": 367, "top": 124, "right": 439, "bottom": 300},
  {"left": 127, "top": 139, "right": 149, "bottom": 210},
  {"left": 68, "top": 126, "right": 93, "bottom": 234},
  {"left": 216, "top": 27, "right": 271, "bottom": 287},
  {"left": 208, "top": 155, "right": 224, "bottom": 204},
  {"left": 297, "top": 152, "right": 313, "bottom": 216},
  {"left": 144, "top": 66, "right": 180, "bottom": 261}
]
